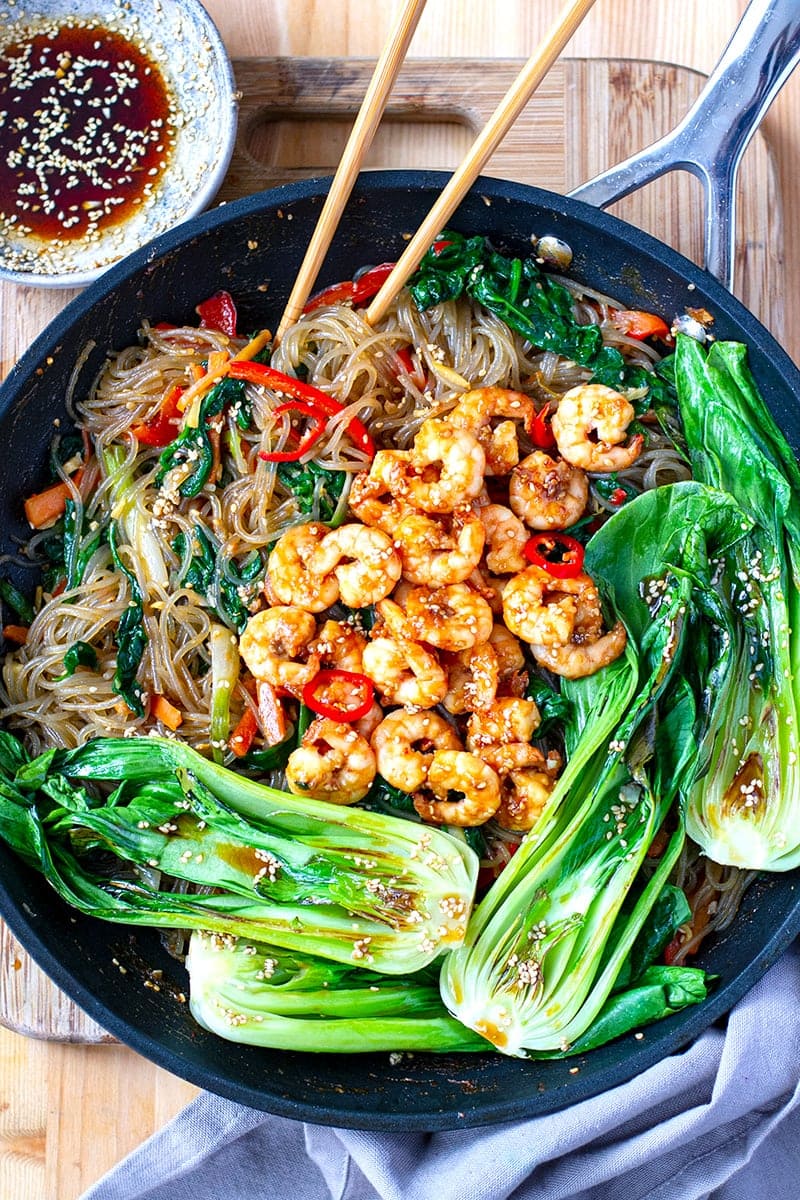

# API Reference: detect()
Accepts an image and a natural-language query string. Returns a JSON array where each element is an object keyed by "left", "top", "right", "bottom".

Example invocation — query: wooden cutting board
[{"left": 0, "top": 55, "right": 784, "bottom": 1044}]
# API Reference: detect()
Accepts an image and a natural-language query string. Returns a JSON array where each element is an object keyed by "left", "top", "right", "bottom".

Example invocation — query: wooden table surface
[{"left": 2, "top": 1, "right": 799, "bottom": 1196}]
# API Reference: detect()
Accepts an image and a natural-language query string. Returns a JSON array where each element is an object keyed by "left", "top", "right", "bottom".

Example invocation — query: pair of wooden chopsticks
[{"left": 275, "top": 0, "right": 597, "bottom": 343}]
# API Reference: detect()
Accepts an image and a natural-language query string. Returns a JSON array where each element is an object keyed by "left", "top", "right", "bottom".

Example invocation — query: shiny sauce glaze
[{"left": 0, "top": 22, "right": 175, "bottom": 243}]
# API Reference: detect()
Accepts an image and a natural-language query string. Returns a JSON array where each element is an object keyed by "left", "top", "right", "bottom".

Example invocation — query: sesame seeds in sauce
[{"left": 0, "top": 21, "right": 176, "bottom": 253}]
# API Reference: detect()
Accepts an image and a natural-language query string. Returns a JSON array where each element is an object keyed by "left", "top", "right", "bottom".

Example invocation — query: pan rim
[{"left": 1, "top": 168, "right": 799, "bottom": 1129}]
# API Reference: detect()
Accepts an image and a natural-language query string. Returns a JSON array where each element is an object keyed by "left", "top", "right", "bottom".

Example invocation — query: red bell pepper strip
[
  {"left": 229, "top": 361, "right": 375, "bottom": 458},
  {"left": 530, "top": 401, "right": 557, "bottom": 449},
  {"left": 130, "top": 384, "right": 185, "bottom": 447},
  {"left": 524, "top": 532, "right": 585, "bottom": 579},
  {"left": 258, "top": 399, "right": 328, "bottom": 463},
  {"left": 303, "top": 280, "right": 356, "bottom": 313},
  {"left": 196, "top": 290, "right": 238, "bottom": 338},
  {"left": 608, "top": 309, "right": 671, "bottom": 341},
  {"left": 431, "top": 239, "right": 452, "bottom": 255},
  {"left": 301, "top": 669, "right": 375, "bottom": 722},
  {"left": 351, "top": 262, "right": 396, "bottom": 304}
]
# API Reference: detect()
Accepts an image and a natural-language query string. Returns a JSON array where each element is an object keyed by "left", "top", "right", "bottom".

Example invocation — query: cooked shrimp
[
  {"left": 405, "top": 583, "right": 494, "bottom": 652},
  {"left": 371, "top": 709, "right": 462, "bottom": 792},
  {"left": 551, "top": 383, "right": 644, "bottom": 472},
  {"left": 285, "top": 716, "right": 376, "bottom": 804},
  {"left": 393, "top": 506, "right": 485, "bottom": 586},
  {"left": 362, "top": 636, "right": 448, "bottom": 709},
  {"left": 531, "top": 620, "right": 628, "bottom": 678},
  {"left": 449, "top": 387, "right": 538, "bottom": 475},
  {"left": 442, "top": 641, "right": 499, "bottom": 714},
  {"left": 467, "top": 566, "right": 505, "bottom": 616},
  {"left": 352, "top": 700, "right": 385, "bottom": 741},
  {"left": 309, "top": 619, "right": 367, "bottom": 674},
  {"left": 508, "top": 451, "right": 588, "bottom": 530},
  {"left": 478, "top": 504, "right": 529, "bottom": 574},
  {"left": 502, "top": 566, "right": 600, "bottom": 646},
  {"left": 496, "top": 766, "right": 557, "bottom": 832},
  {"left": 239, "top": 606, "right": 319, "bottom": 696},
  {"left": 266, "top": 523, "right": 339, "bottom": 612},
  {"left": 400, "top": 419, "right": 486, "bottom": 513},
  {"left": 310, "top": 524, "right": 402, "bottom": 607},
  {"left": 413, "top": 750, "right": 501, "bottom": 826},
  {"left": 466, "top": 697, "right": 541, "bottom": 751},
  {"left": 488, "top": 623, "right": 526, "bottom": 680},
  {"left": 348, "top": 470, "right": 412, "bottom": 533}
]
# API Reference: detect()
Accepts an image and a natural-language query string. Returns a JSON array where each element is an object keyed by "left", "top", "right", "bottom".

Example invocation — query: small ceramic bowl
[{"left": 0, "top": 0, "right": 238, "bottom": 288}]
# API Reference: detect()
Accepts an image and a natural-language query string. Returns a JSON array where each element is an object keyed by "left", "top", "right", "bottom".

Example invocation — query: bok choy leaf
[{"left": 1, "top": 734, "right": 477, "bottom": 976}]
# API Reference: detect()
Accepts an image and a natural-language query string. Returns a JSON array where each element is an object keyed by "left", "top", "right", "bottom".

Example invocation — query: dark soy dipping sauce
[{"left": 0, "top": 22, "right": 175, "bottom": 243}]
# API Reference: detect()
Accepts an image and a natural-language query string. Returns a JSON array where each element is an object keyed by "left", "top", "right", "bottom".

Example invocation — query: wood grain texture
[{"left": 1, "top": 0, "right": 799, "bottom": 1193}]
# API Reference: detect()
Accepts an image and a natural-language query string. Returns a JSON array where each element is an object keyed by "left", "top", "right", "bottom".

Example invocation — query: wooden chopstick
[
  {"left": 364, "top": 0, "right": 598, "bottom": 327},
  {"left": 274, "top": 0, "right": 428, "bottom": 344}
]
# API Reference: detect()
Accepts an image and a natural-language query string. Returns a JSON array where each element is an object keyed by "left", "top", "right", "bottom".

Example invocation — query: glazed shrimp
[
  {"left": 362, "top": 636, "right": 448, "bottom": 708},
  {"left": 508, "top": 451, "right": 588, "bottom": 531},
  {"left": 310, "top": 524, "right": 402, "bottom": 607},
  {"left": 502, "top": 566, "right": 600, "bottom": 646},
  {"left": 488, "top": 623, "right": 526, "bottom": 681},
  {"left": 405, "top": 583, "right": 494, "bottom": 652},
  {"left": 371, "top": 709, "right": 462, "bottom": 792},
  {"left": 478, "top": 504, "right": 529, "bottom": 574},
  {"left": 551, "top": 383, "right": 644, "bottom": 472},
  {"left": 531, "top": 620, "right": 628, "bottom": 678},
  {"left": 285, "top": 716, "right": 376, "bottom": 804},
  {"left": 348, "top": 469, "right": 412, "bottom": 533},
  {"left": 266, "top": 523, "right": 339, "bottom": 612},
  {"left": 449, "top": 387, "right": 538, "bottom": 475},
  {"left": 413, "top": 750, "right": 501, "bottom": 827},
  {"left": 442, "top": 641, "right": 499, "bottom": 715},
  {"left": 309, "top": 619, "right": 368, "bottom": 674},
  {"left": 399, "top": 419, "right": 486, "bottom": 513},
  {"left": 238, "top": 606, "right": 319, "bottom": 696},
  {"left": 496, "top": 766, "right": 558, "bottom": 832},
  {"left": 393, "top": 506, "right": 485, "bottom": 586},
  {"left": 466, "top": 697, "right": 541, "bottom": 751}
]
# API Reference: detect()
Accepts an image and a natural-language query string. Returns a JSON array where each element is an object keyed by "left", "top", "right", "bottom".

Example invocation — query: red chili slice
[
  {"left": 196, "top": 290, "right": 238, "bottom": 337},
  {"left": 258, "top": 399, "right": 328, "bottom": 463},
  {"left": 301, "top": 669, "right": 375, "bottom": 722},
  {"left": 229, "top": 361, "right": 375, "bottom": 458},
  {"left": 530, "top": 401, "right": 557, "bottom": 449},
  {"left": 524, "top": 532, "right": 585, "bottom": 578}
]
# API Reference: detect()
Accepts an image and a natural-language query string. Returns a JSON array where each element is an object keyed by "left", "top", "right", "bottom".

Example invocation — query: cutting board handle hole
[{"left": 243, "top": 110, "right": 476, "bottom": 172}]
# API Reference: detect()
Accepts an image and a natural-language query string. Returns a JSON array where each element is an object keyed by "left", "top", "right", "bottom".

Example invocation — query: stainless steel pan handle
[{"left": 569, "top": 0, "right": 800, "bottom": 289}]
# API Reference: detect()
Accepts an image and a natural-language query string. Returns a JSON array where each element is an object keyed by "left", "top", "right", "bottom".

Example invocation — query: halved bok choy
[
  {"left": 0, "top": 734, "right": 477, "bottom": 975},
  {"left": 674, "top": 335, "right": 800, "bottom": 869}
]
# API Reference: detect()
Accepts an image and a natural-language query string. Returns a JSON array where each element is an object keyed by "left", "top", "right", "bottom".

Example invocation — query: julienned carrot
[
  {"left": 151, "top": 694, "right": 183, "bottom": 730},
  {"left": 229, "top": 704, "right": 258, "bottom": 757},
  {"left": 257, "top": 680, "right": 287, "bottom": 746},
  {"left": 24, "top": 469, "right": 85, "bottom": 530},
  {"left": 176, "top": 328, "right": 273, "bottom": 414},
  {"left": 2, "top": 625, "right": 29, "bottom": 645}
]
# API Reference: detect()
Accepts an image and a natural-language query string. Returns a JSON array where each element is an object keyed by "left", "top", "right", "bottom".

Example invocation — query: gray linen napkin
[{"left": 80, "top": 942, "right": 800, "bottom": 1200}]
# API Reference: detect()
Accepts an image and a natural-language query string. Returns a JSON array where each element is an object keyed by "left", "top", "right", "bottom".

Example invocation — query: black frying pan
[{"left": 1, "top": 3, "right": 799, "bottom": 1132}]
